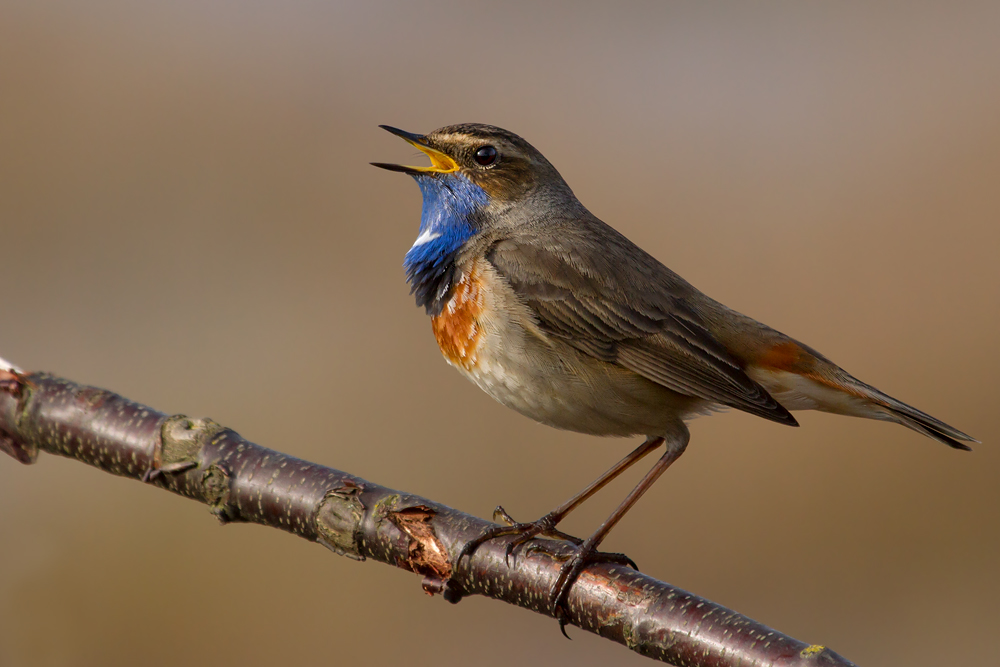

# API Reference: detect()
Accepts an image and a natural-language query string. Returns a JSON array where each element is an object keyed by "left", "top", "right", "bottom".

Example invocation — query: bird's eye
[{"left": 473, "top": 145, "right": 498, "bottom": 167}]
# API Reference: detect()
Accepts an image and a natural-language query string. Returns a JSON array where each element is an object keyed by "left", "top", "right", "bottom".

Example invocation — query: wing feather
[{"left": 486, "top": 231, "right": 797, "bottom": 426}]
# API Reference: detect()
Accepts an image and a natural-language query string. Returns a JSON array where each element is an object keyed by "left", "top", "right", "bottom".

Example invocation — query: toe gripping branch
[{"left": 454, "top": 504, "right": 637, "bottom": 637}]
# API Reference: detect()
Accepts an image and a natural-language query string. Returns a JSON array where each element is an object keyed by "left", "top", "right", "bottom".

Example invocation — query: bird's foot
[
  {"left": 457, "top": 505, "right": 584, "bottom": 568},
  {"left": 454, "top": 505, "right": 639, "bottom": 638},
  {"left": 493, "top": 505, "right": 586, "bottom": 548},
  {"left": 550, "top": 543, "right": 638, "bottom": 638}
]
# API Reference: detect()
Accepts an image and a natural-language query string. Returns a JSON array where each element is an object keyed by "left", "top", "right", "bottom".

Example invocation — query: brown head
[{"left": 372, "top": 123, "right": 570, "bottom": 202}]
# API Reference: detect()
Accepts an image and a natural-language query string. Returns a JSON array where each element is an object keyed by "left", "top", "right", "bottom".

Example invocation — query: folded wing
[{"left": 486, "top": 229, "right": 798, "bottom": 426}]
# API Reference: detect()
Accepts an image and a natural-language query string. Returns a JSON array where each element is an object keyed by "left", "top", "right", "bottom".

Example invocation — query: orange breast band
[{"left": 431, "top": 268, "right": 485, "bottom": 370}]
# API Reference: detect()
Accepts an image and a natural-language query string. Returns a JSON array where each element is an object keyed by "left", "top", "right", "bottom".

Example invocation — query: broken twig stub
[{"left": 389, "top": 505, "right": 453, "bottom": 593}]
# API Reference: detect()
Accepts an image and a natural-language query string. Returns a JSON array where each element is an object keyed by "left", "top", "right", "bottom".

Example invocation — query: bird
[{"left": 372, "top": 123, "right": 976, "bottom": 627}]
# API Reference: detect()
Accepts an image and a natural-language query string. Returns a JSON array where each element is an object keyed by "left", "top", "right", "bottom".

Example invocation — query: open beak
[{"left": 371, "top": 125, "right": 460, "bottom": 175}]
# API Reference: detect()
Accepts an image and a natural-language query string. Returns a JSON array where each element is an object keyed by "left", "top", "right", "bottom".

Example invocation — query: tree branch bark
[{"left": 0, "top": 360, "right": 856, "bottom": 666}]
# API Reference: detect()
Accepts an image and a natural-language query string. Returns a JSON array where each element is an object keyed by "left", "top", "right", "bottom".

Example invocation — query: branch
[{"left": 0, "top": 360, "right": 856, "bottom": 667}]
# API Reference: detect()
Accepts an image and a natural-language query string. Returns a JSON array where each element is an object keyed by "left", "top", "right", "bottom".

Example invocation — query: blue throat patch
[{"left": 403, "top": 174, "right": 489, "bottom": 315}]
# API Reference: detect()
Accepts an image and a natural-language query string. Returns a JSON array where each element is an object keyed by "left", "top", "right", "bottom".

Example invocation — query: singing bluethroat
[{"left": 372, "top": 123, "right": 976, "bottom": 628}]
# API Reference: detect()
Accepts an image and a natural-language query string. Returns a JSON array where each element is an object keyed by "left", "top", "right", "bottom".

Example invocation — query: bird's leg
[
  {"left": 550, "top": 431, "right": 689, "bottom": 635},
  {"left": 457, "top": 436, "right": 664, "bottom": 567}
]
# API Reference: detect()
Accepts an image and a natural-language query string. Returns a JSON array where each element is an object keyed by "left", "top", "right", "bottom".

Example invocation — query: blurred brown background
[{"left": 1, "top": 2, "right": 998, "bottom": 665}]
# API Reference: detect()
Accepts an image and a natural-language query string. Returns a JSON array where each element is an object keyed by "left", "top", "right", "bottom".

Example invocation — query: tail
[
  {"left": 746, "top": 339, "right": 978, "bottom": 451},
  {"left": 865, "top": 388, "right": 978, "bottom": 451}
]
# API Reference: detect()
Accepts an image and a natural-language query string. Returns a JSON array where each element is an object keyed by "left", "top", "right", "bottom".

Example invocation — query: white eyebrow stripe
[{"left": 411, "top": 230, "right": 441, "bottom": 247}]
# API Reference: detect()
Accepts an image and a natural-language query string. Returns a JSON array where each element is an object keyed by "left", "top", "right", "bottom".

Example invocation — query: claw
[
  {"left": 504, "top": 540, "right": 518, "bottom": 567},
  {"left": 603, "top": 551, "right": 639, "bottom": 571},
  {"left": 548, "top": 544, "right": 640, "bottom": 629},
  {"left": 493, "top": 505, "right": 516, "bottom": 526},
  {"left": 558, "top": 616, "right": 572, "bottom": 640}
]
